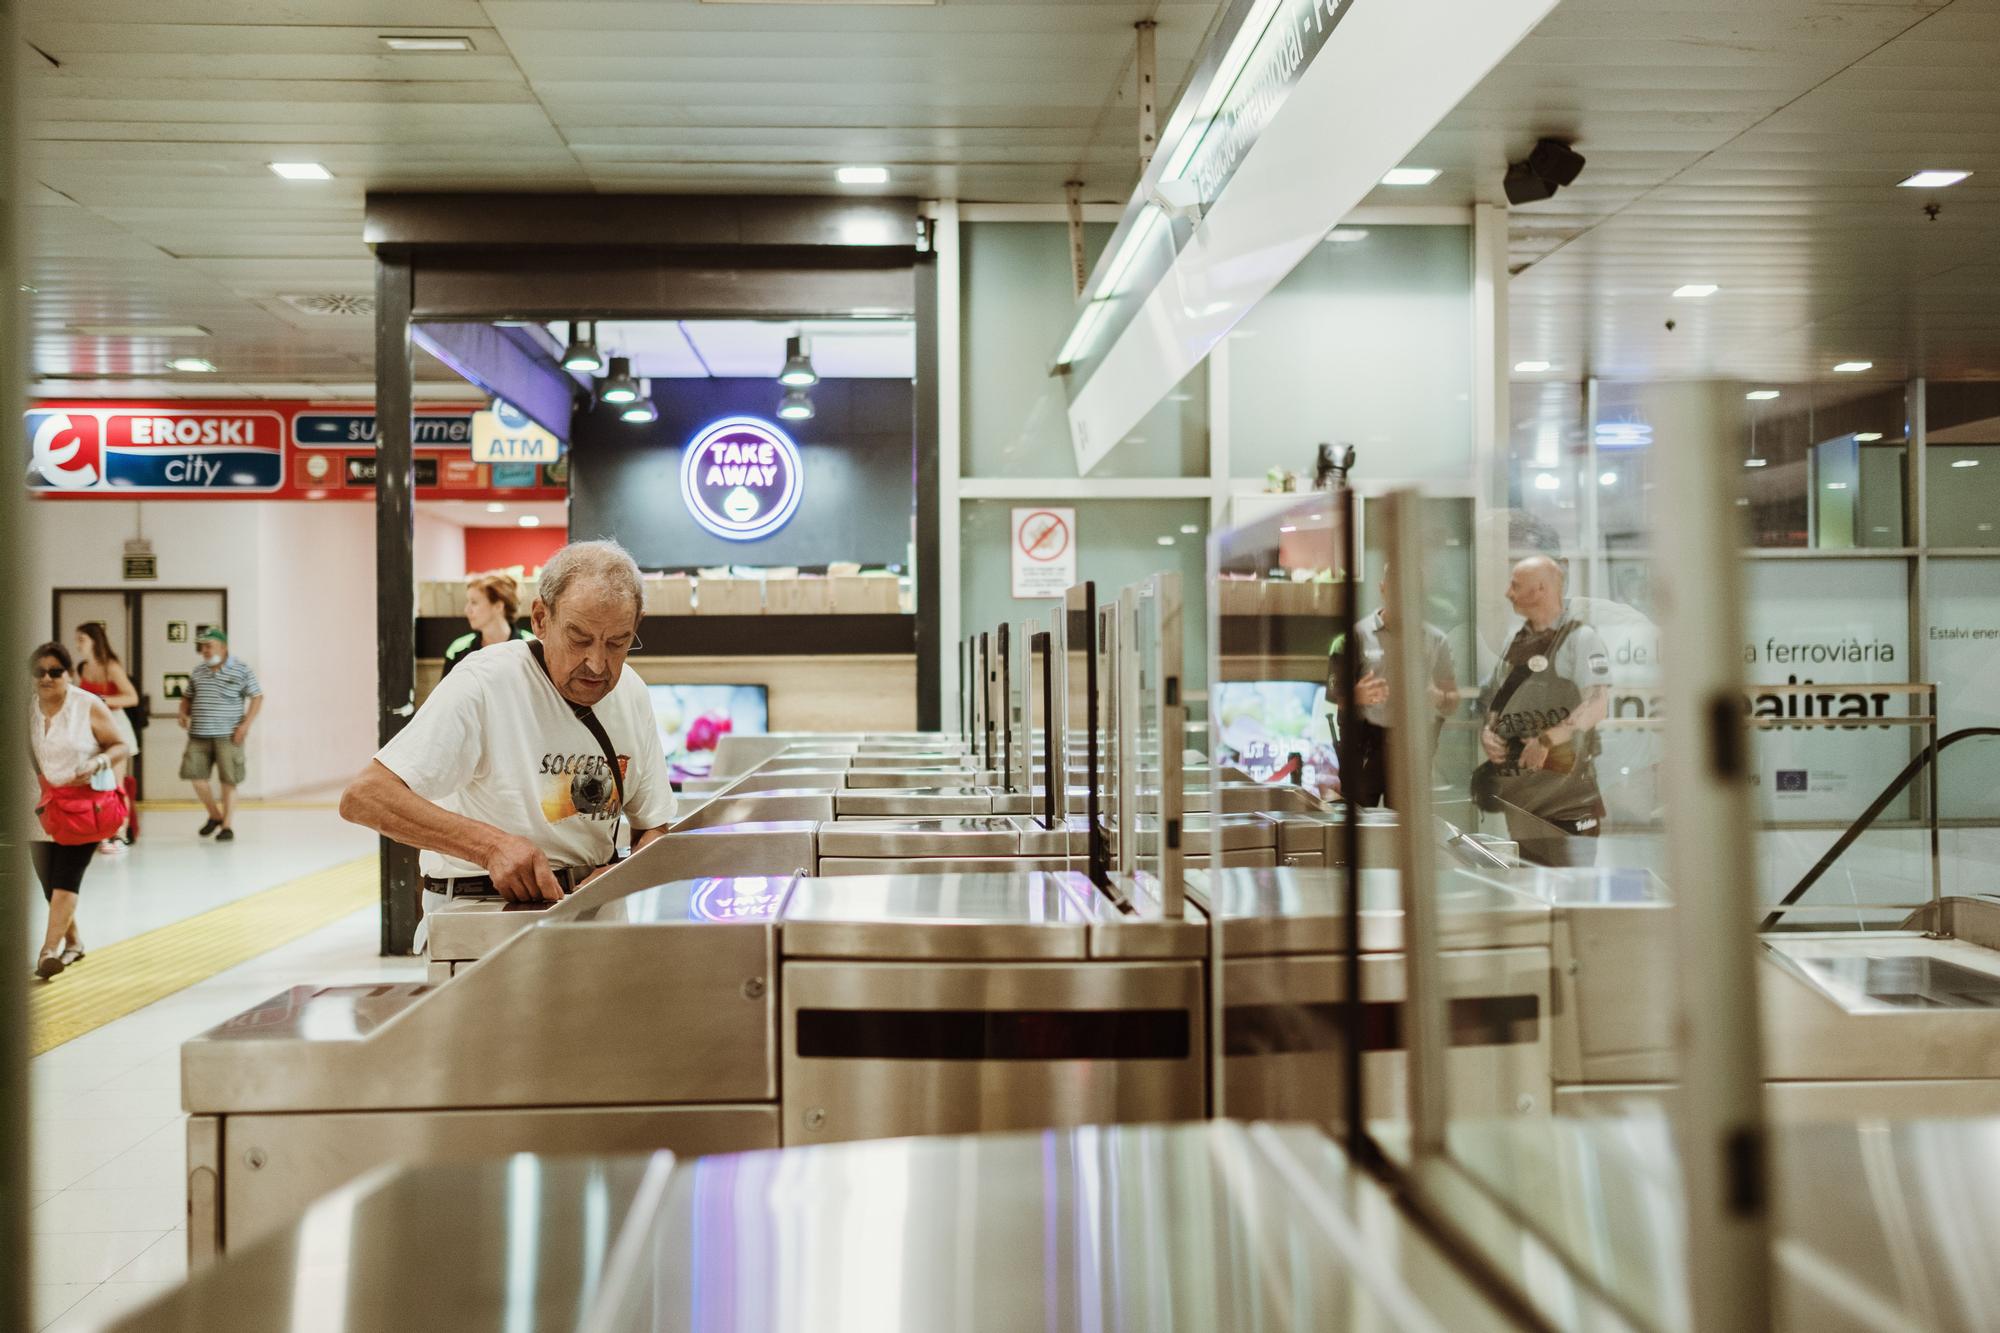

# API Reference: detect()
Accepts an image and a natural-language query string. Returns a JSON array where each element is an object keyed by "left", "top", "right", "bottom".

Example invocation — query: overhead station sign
[
  {"left": 679, "top": 416, "right": 804, "bottom": 542},
  {"left": 25, "top": 400, "right": 568, "bottom": 502},
  {"left": 27, "top": 408, "right": 286, "bottom": 492}
]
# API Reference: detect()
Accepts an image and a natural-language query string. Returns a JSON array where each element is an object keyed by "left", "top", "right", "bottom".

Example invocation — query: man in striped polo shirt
[{"left": 178, "top": 628, "right": 265, "bottom": 843}]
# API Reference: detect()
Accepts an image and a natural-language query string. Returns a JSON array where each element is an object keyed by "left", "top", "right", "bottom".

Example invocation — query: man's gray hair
[{"left": 538, "top": 540, "right": 644, "bottom": 619}]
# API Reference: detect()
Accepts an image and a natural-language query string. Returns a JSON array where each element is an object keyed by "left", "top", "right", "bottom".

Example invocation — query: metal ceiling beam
[
  {"left": 364, "top": 193, "right": 921, "bottom": 256},
  {"left": 411, "top": 322, "right": 577, "bottom": 442}
]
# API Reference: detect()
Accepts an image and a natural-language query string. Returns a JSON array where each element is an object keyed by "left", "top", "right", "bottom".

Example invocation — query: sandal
[
  {"left": 35, "top": 950, "right": 64, "bottom": 980},
  {"left": 60, "top": 944, "right": 85, "bottom": 967}
]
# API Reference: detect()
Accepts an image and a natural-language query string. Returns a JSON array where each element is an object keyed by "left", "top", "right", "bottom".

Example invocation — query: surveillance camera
[{"left": 1665, "top": 319, "right": 1677, "bottom": 332}]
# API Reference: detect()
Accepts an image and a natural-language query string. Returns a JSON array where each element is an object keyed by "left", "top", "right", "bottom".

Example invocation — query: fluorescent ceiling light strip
[
  {"left": 1096, "top": 206, "right": 1166, "bottom": 299},
  {"left": 1160, "top": 0, "right": 1286, "bottom": 182},
  {"left": 1057, "top": 300, "right": 1112, "bottom": 366}
]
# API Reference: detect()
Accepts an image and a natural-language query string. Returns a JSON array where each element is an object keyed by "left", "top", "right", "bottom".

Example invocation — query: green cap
[{"left": 198, "top": 627, "right": 228, "bottom": 645}]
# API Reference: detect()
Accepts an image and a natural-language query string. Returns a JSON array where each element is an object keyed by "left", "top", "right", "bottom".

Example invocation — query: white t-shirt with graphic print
[{"left": 375, "top": 639, "right": 675, "bottom": 879}]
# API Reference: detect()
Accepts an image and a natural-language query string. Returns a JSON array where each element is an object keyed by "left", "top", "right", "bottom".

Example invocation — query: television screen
[
  {"left": 648, "top": 684, "right": 769, "bottom": 784},
  {"left": 1212, "top": 680, "right": 1338, "bottom": 798}
]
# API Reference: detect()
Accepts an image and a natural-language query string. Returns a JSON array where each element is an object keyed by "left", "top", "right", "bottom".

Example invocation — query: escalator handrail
[{"left": 1759, "top": 726, "right": 2000, "bottom": 931}]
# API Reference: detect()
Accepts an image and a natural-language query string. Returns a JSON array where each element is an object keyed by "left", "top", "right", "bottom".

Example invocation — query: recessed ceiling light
[
  {"left": 1897, "top": 170, "right": 1970, "bottom": 189},
  {"left": 485, "top": 502, "right": 506, "bottom": 514},
  {"left": 1514, "top": 360, "right": 1551, "bottom": 373},
  {"left": 1854, "top": 432, "right": 1884, "bottom": 442},
  {"left": 519, "top": 514, "right": 541, "bottom": 527},
  {"left": 381, "top": 35, "right": 473, "bottom": 51},
  {"left": 1156, "top": 536, "right": 1175, "bottom": 546},
  {"left": 1325, "top": 228, "right": 1369, "bottom": 243},
  {"left": 1825, "top": 482, "right": 1849, "bottom": 491},
  {"left": 1743, "top": 458, "right": 1768, "bottom": 469},
  {"left": 70, "top": 323, "right": 210, "bottom": 337},
  {"left": 1673, "top": 284, "right": 1718, "bottom": 298},
  {"left": 1952, "top": 459, "right": 1980, "bottom": 468},
  {"left": 836, "top": 166, "right": 889, "bottom": 186},
  {"left": 167, "top": 357, "right": 216, "bottom": 373},
  {"left": 1746, "top": 389, "right": 1780, "bottom": 401},
  {"left": 1381, "top": 167, "right": 1441, "bottom": 187},
  {"left": 1832, "top": 360, "right": 1873, "bottom": 373},
  {"left": 1599, "top": 471, "right": 1617, "bottom": 486},
  {"left": 1179, "top": 524, "right": 1200, "bottom": 535},
  {"left": 270, "top": 162, "right": 332, "bottom": 180},
  {"left": 1533, "top": 472, "right": 1560, "bottom": 491}
]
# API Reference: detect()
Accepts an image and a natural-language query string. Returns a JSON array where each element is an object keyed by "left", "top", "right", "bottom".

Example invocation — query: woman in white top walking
[{"left": 28, "top": 642, "right": 130, "bottom": 979}]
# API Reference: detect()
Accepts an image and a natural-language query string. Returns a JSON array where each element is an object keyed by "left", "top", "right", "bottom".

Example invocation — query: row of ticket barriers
[{"left": 121, "top": 515, "right": 2000, "bottom": 1331}]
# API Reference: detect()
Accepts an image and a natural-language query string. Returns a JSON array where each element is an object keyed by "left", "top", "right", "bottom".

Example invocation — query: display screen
[
  {"left": 648, "top": 684, "right": 769, "bottom": 784},
  {"left": 1212, "top": 681, "right": 1338, "bottom": 797}
]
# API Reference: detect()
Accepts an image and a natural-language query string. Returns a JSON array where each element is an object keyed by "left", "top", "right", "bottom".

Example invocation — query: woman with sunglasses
[{"left": 27, "top": 642, "right": 130, "bottom": 979}]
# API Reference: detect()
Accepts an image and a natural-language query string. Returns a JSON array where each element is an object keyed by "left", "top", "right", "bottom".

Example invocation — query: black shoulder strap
[
  {"left": 1487, "top": 619, "right": 1583, "bottom": 717},
  {"left": 528, "top": 640, "right": 630, "bottom": 848}
]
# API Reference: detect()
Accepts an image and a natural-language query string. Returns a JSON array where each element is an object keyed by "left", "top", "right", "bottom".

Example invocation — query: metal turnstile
[
  {"left": 184, "top": 869, "right": 1208, "bottom": 1258},
  {"left": 1193, "top": 864, "right": 1553, "bottom": 1125},
  {"left": 122, "top": 1122, "right": 1550, "bottom": 1332}
]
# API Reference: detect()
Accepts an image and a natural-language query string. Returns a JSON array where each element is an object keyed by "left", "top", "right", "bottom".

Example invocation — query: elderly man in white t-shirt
[{"left": 340, "top": 540, "right": 675, "bottom": 910}]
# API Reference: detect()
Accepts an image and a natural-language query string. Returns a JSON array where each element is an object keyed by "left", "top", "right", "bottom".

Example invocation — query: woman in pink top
[{"left": 72, "top": 621, "right": 141, "bottom": 850}]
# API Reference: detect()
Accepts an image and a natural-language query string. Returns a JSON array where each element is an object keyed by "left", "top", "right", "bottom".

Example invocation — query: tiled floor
[
  {"left": 21, "top": 799, "right": 374, "bottom": 960},
  {"left": 25, "top": 808, "right": 422, "bottom": 1332}
]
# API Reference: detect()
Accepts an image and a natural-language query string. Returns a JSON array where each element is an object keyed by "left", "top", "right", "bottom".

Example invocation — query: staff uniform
[
  {"left": 441, "top": 624, "right": 534, "bottom": 678},
  {"left": 374, "top": 639, "right": 675, "bottom": 943},
  {"left": 1480, "top": 607, "right": 1613, "bottom": 865},
  {"left": 1325, "top": 611, "right": 1457, "bottom": 808}
]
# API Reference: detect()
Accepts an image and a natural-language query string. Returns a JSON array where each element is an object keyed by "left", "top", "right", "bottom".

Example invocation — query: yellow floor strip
[{"left": 27, "top": 855, "right": 379, "bottom": 1057}]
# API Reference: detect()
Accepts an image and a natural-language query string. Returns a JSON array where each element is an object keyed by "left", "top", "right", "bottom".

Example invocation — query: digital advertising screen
[
  {"left": 648, "top": 684, "right": 769, "bottom": 784},
  {"left": 1212, "top": 680, "right": 1338, "bottom": 798}
]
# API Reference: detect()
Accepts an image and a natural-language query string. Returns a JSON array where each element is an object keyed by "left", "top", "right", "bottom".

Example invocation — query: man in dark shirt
[{"left": 1325, "top": 571, "right": 1458, "bottom": 808}]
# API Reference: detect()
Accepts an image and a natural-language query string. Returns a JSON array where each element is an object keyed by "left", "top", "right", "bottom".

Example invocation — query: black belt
[{"left": 423, "top": 867, "right": 586, "bottom": 899}]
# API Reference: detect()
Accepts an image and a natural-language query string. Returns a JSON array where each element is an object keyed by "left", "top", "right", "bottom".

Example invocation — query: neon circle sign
[{"left": 678, "top": 416, "right": 805, "bottom": 541}]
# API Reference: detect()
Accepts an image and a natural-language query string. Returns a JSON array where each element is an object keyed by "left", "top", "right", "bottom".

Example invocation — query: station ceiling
[
  {"left": 20, "top": 0, "right": 1213, "bottom": 398},
  {"left": 18, "top": 0, "right": 2000, "bottom": 403}
]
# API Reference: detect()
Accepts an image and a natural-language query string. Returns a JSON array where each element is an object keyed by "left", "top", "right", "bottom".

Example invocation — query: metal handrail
[{"left": 1759, "top": 727, "right": 2000, "bottom": 932}]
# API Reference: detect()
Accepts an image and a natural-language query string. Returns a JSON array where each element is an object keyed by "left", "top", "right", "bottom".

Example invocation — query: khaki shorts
[{"left": 181, "top": 735, "right": 247, "bottom": 785}]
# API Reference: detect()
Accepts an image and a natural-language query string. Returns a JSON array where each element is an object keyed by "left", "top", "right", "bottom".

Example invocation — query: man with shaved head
[{"left": 1477, "top": 555, "right": 1612, "bottom": 865}]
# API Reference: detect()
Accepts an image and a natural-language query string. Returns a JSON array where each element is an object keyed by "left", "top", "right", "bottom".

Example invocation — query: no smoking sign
[{"left": 1010, "top": 507, "right": 1076, "bottom": 599}]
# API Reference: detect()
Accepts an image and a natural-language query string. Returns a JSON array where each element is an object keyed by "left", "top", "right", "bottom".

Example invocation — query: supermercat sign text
[{"left": 679, "top": 416, "right": 804, "bottom": 542}]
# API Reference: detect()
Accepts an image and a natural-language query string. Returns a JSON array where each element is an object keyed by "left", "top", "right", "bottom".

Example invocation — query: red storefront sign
[{"left": 25, "top": 400, "right": 566, "bottom": 502}]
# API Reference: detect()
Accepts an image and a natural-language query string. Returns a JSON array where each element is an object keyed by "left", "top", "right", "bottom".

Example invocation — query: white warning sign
[{"left": 1010, "top": 507, "right": 1076, "bottom": 599}]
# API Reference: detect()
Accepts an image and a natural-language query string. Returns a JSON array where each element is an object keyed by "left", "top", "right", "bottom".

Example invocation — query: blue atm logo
[{"left": 1775, "top": 770, "right": 1809, "bottom": 793}]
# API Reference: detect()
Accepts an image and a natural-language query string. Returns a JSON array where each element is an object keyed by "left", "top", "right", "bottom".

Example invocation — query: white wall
[
  {"left": 413, "top": 510, "right": 466, "bottom": 581},
  {"left": 24, "top": 498, "right": 376, "bottom": 799},
  {"left": 252, "top": 504, "right": 378, "bottom": 796}
]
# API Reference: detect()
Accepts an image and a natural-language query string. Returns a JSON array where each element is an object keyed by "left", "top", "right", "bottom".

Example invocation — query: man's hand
[
  {"left": 1479, "top": 724, "right": 1508, "bottom": 764},
  {"left": 485, "top": 832, "right": 565, "bottom": 902},
  {"left": 231, "top": 723, "right": 250, "bottom": 745},
  {"left": 1520, "top": 736, "right": 1551, "bottom": 771},
  {"left": 1354, "top": 671, "right": 1389, "bottom": 707},
  {"left": 177, "top": 712, "right": 190, "bottom": 731}
]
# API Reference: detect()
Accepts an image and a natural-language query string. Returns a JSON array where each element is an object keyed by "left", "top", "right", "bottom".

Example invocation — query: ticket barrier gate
[
  {"left": 184, "top": 868, "right": 1212, "bottom": 1260},
  {"left": 127, "top": 1122, "right": 1554, "bottom": 1333}
]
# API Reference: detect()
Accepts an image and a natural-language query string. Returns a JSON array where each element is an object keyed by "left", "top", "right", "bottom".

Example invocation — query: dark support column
[
  {"left": 374, "top": 255, "right": 422, "bottom": 956},
  {"left": 0, "top": 0, "right": 32, "bottom": 1320},
  {"left": 913, "top": 254, "right": 942, "bottom": 730}
]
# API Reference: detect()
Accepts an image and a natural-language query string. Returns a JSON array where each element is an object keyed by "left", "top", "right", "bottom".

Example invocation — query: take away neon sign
[{"left": 678, "top": 416, "right": 804, "bottom": 541}]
